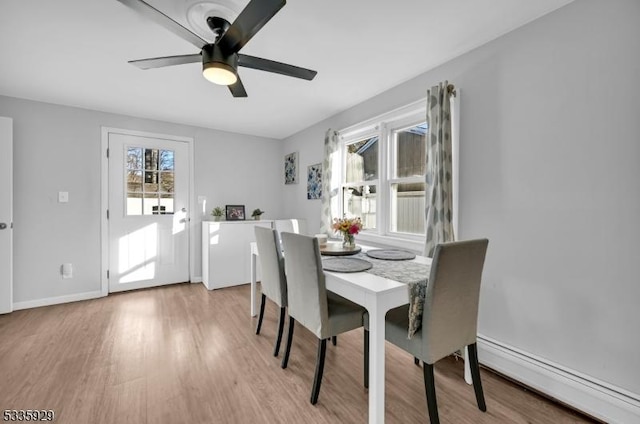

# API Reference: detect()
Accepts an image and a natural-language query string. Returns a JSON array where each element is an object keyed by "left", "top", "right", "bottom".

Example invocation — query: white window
[{"left": 338, "top": 102, "right": 427, "bottom": 244}]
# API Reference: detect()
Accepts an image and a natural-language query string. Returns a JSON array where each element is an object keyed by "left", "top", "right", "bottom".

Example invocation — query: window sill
[{"left": 352, "top": 232, "right": 425, "bottom": 254}]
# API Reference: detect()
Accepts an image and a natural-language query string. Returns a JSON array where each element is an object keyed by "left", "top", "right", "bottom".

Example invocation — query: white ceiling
[{"left": 0, "top": 0, "right": 573, "bottom": 139}]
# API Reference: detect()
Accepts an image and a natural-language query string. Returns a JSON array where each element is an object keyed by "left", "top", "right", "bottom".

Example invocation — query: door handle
[{"left": 0, "top": 222, "right": 7, "bottom": 230}]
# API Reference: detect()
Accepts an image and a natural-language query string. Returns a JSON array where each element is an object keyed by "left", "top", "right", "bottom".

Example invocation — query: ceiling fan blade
[
  {"left": 238, "top": 54, "right": 317, "bottom": 80},
  {"left": 129, "top": 54, "right": 201, "bottom": 70},
  {"left": 217, "top": 0, "right": 285, "bottom": 54},
  {"left": 116, "top": 0, "right": 207, "bottom": 49},
  {"left": 228, "top": 77, "right": 248, "bottom": 98}
]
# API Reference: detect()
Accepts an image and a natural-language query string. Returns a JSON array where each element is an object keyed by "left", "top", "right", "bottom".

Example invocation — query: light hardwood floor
[{"left": 0, "top": 283, "right": 597, "bottom": 424}]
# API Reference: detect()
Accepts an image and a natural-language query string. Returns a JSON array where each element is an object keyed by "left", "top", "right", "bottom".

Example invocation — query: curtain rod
[
  {"left": 447, "top": 84, "right": 456, "bottom": 97},
  {"left": 338, "top": 97, "right": 427, "bottom": 135},
  {"left": 338, "top": 82, "right": 456, "bottom": 135}
]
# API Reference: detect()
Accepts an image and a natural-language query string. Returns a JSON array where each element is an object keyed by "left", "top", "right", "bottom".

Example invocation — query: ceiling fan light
[{"left": 203, "top": 62, "right": 237, "bottom": 85}]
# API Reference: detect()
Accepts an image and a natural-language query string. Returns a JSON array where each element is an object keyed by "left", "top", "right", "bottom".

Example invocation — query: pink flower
[{"left": 333, "top": 216, "right": 363, "bottom": 237}]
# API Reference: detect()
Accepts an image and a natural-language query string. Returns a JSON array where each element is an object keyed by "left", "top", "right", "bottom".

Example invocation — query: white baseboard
[
  {"left": 477, "top": 334, "right": 640, "bottom": 423},
  {"left": 13, "top": 290, "right": 105, "bottom": 311},
  {"left": 13, "top": 280, "right": 205, "bottom": 310}
]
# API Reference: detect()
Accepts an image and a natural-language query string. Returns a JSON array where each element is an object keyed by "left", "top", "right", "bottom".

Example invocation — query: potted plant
[
  {"left": 251, "top": 208, "right": 265, "bottom": 220},
  {"left": 211, "top": 206, "right": 224, "bottom": 221}
]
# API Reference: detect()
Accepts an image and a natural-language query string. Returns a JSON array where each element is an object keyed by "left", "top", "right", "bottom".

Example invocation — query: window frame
[{"left": 337, "top": 100, "right": 428, "bottom": 249}]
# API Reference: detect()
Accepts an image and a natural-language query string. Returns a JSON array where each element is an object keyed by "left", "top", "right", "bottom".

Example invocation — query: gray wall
[
  {"left": 282, "top": 0, "right": 640, "bottom": 395},
  {"left": 0, "top": 95, "right": 283, "bottom": 302}
]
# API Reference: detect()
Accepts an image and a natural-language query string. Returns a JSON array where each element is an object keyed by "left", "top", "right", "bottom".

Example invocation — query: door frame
[
  {"left": 0, "top": 117, "right": 13, "bottom": 314},
  {"left": 100, "top": 127, "right": 195, "bottom": 296}
]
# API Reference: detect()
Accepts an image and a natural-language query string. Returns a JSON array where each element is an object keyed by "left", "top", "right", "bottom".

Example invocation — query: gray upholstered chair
[
  {"left": 383, "top": 239, "right": 489, "bottom": 424},
  {"left": 274, "top": 218, "right": 307, "bottom": 236},
  {"left": 254, "top": 226, "right": 288, "bottom": 357},
  {"left": 280, "top": 232, "right": 368, "bottom": 405}
]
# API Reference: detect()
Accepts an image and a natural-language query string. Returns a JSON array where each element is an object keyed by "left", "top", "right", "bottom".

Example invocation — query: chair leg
[
  {"left": 332, "top": 336, "right": 337, "bottom": 346},
  {"left": 255, "top": 294, "right": 266, "bottom": 335},
  {"left": 281, "top": 317, "right": 295, "bottom": 369},
  {"left": 468, "top": 343, "right": 487, "bottom": 412},
  {"left": 273, "top": 307, "right": 286, "bottom": 357},
  {"left": 414, "top": 357, "right": 420, "bottom": 366},
  {"left": 364, "top": 329, "right": 369, "bottom": 389},
  {"left": 310, "top": 338, "right": 327, "bottom": 405},
  {"left": 423, "top": 363, "right": 440, "bottom": 424}
]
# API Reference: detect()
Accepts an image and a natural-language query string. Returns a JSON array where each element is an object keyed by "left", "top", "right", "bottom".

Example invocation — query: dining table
[{"left": 249, "top": 240, "right": 471, "bottom": 424}]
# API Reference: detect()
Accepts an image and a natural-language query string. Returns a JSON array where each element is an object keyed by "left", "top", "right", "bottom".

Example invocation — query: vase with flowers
[{"left": 332, "top": 216, "right": 362, "bottom": 248}]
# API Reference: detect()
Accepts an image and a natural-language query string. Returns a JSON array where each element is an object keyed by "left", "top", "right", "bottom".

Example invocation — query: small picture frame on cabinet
[{"left": 225, "top": 205, "right": 245, "bottom": 221}]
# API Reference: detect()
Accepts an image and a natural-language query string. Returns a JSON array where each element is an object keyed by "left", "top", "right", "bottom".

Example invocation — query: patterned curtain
[
  {"left": 320, "top": 129, "right": 341, "bottom": 235},
  {"left": 424, "top": 82, "right": 454, "bottom": 257}
]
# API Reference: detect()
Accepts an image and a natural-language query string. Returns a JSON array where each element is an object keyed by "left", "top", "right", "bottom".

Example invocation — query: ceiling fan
[{"left": 116, "top": 0, "right": 317, "bottom": 97}]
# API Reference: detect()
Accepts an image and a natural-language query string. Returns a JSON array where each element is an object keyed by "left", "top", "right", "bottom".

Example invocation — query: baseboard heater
[{"left": 476, "top": 334, "right": 640, "bottom": 424}]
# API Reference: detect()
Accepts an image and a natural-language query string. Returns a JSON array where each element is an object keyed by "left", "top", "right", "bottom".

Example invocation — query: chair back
[
  {"left": 280, "top": 232, "right": 328, "bottom": 338},
  {"left": 274, "top": 219, "right": 307, "bottom": 235},
  {"left": 421, "top": 239, "right": 488, "bottom": 364},
  {"left": 254, "top": 226, "right": 287, "bottom": 307}
]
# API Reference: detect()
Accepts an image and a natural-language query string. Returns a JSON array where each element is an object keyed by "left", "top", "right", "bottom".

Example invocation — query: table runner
[{"left": 323, "top": 252, "right": 430, "bottom": 338}]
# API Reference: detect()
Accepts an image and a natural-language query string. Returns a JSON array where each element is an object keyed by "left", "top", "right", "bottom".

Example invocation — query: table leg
[
  {"left": 250, "top": 252, "right": 257, "bottom": 317},
  {"left": 367, "top": 301, "right": 386, "bottom": 424}
]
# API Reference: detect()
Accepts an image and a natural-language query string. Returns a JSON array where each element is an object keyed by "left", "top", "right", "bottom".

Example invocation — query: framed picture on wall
[
  {"left": 225, "top": 205, "right": 245, "bottom": 221},
  {"left": 284, "top": 151, "right": 298, "bottom": 184},
  {"left": 307, "top": 163, "right": 322, "bottom": 199}
]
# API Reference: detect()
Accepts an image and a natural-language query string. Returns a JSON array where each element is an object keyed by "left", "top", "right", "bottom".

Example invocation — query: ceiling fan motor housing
[
  {"left": 206, "top": 16, "right": 231, "bottom": 40},
  {"left": 202, "top": 44, "right": 238, "bottom": 77}
]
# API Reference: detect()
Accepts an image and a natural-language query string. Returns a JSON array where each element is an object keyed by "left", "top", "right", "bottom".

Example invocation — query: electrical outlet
[{"left": 61, "top": 263, "right": 73, "bottom": 279}]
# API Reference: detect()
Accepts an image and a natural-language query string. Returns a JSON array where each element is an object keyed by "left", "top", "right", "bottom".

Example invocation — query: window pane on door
[
  {"left": 346, "top": 137, "right": 378, "bottom": 183},
  {"left": 144, "top": 149, "right": 159, "bottom": 171},
  {"left": 159, "top": 172, "right": 174, "bottom": 193},
  {"left": 127, "top": 170, "right": 142, "bottom": 192},
  {"left": 343, "top": 185, "right": 376, "bottom": 230},
  {"left": 127, "top": 192, "right": 142, "bottom": 216},
  {"left": 144, "top": 171, "right": 158, "bottom": 192},
  {"left": 390, "top": 182, "right": 425, "bottom": 234},
  {"left": 143, "top": 193, "right": 160, "bottom": 216},
  {"left": 159, "top": 150, "right": 174, "bottom": 170},
  {"left": 160, "top": 194, "right": 174, "bottom": 214},
  {"left": 127, "top": 147, "right": 142, "bottom": 169}
]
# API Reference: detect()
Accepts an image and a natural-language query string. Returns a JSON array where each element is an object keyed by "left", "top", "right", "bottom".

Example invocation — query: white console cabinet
[{"left": 202, "top": 220, "right": 273, "bottom": 290}]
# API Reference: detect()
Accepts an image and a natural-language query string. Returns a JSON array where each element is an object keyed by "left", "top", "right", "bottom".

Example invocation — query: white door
[
  {"left": 0, "top": 117, "right": 13, "bottom": 314},
  {"left": 108, "top": 132, "right": 190, "bottom": 292}
]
